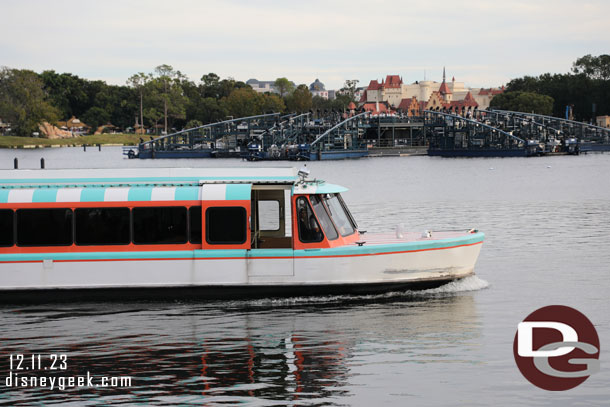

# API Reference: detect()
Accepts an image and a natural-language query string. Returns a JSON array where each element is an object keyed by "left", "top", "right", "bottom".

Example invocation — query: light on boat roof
[{"left": 298, "top": 165, "right": 310, "bottom": 182}]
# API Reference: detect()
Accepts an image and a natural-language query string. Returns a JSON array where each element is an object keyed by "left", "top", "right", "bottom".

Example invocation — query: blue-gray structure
[{"left": 123, "top": 109, "right": 610, "bottom": 160}]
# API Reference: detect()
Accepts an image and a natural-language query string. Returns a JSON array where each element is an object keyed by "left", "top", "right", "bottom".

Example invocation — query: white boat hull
[{"left": 0, "top": 233, "right": 483, "bottom": 301}]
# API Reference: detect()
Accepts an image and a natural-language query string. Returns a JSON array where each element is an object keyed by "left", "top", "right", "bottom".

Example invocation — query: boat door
[{"left": 247, "top": 186, "right": 294, "bottom": 277}]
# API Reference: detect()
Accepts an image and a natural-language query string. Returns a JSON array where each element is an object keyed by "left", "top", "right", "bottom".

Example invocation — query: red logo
[{"left": 513, "top": 305, "right": 600, "bottom": 391}]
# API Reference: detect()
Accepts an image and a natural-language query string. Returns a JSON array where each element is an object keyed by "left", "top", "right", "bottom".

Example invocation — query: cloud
[{"left": 1, "top": 0, "right": 608, "bottom": 89}]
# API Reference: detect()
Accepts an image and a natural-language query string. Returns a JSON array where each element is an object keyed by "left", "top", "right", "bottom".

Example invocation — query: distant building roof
[
  {"left": 56, "top": 116, "right": 89, "bottom": 129},
  {"left": 362, "top": 102, "right": 391, "bottom": 114},
  {"left": 397, "top": 97, "right": 418, "bottom": 111},
  {"left": 438, "top": 80, "right": 451, "bottom": 95},
  {"left": 384, "top": 75, "right": 403, "bottom": 88},
  {"left": 309, "top": 78, "right": 325, "bottom": 91},
  {"left": 367, "top": 80, "right": 382, "bottom": 90}
]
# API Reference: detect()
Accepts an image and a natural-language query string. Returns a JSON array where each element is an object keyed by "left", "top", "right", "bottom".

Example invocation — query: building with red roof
[{"left": 360, "top": 67, "right": 503, "bottom": 112}]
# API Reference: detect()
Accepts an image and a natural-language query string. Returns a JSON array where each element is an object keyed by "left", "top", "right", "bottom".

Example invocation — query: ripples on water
[
  {"left": 1, "top": 151, "right": 610, "bottom": 406},
  {"left": 1, "top": 277, "right": 488, "bottom": 406}
]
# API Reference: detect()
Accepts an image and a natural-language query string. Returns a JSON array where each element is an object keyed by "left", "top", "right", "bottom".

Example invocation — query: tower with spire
[{"left": 438, "top": 66, "right": 452, "bottom": 102}]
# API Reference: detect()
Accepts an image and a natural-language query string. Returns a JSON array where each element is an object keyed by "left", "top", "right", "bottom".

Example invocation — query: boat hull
[{"left": 0, "top": 233, "right": 483, "bottom": 303}]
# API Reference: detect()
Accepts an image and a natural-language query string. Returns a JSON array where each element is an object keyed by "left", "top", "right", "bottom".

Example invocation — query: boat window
[
  {"left": 17, "top": 208, "right": 73, "bottom": 247},
  {"left": 258, "top": 200, "right": 280, "bottom": 231},
  {"left": 0, "top": 209, "right": 14, "bottom": 247},
  {"left": 75, "top": 208, "right": 130, "bottom": 246},
  {"left": 337, "top": 194, "right": 358, "bottom": 230},
  {"left": 189, "top": 206, "right": 202, "bottom": 244},
  {"left": 206, "top": 207, "right": 247, "bottom": 245},
  {"left": 323, "top": 194, "right": 356, "bottom": 237},
  {"left": 133, "top": 207, "right": 187, "bottom": 244},
  {"left": 310, "top": 195, "right": 338, "bottom": 240},
  {"left": 296, "top": 197, "right": 323, "bottom": 243}
]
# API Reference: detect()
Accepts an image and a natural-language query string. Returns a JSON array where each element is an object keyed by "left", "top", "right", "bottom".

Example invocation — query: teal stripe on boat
[
  {"left": 174, "top": 186, "right": 200, "bottom": 201},
  {"left": 0, "top": 249, "right": 248, "bottom": 262},
  {"left": 246, "top": 248, "right": 293, "bottom": 258},
  {"left": 0, "top": 189, "right": 9, "bottom": 203},
  {"left": 226, "top": 184, "right": 251, "bottom": 200},
  {"left": 0, "top": 233, "right": 484, "bottom": 263},
  {"left": 80, "top": 188, "right": 106, "bottom": 202},
  {"left": 32, "top": 189, "right": 58, "bottom": 203},
  {"left": 128, "top": 187, "right": 152, "bottom": 201}
]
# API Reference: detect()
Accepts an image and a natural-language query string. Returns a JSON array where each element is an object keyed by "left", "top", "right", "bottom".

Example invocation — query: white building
[
  {"left": 246, "top": 79, "right": 278, "bottom": 94},
  {"left": 310, "top": 78, "right": 329, "bottom": 99}
]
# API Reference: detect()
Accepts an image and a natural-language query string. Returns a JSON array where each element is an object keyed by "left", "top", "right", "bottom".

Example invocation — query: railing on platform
[
  {"left": 424, "top": 110, "right": 526, "bottom": 155},
  {"left": 489, "top": 109, "right": 610, "bottom": 144},
  {"left": 137, "top": 113, "right": 281, "bottom": 158}
]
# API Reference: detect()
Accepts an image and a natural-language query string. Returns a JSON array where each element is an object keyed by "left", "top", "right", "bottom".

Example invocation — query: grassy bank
[{"left": 0, "top": 134, "right": 146, "bottom": 148}]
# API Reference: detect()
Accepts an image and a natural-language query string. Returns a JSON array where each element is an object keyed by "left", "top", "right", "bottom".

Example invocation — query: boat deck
[{"left": 355, "top": 231, "right": 475, "bottom": 246}]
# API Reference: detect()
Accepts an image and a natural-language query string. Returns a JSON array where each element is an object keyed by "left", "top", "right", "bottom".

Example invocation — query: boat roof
[
  {"left": 0, "top": 168, "right": 299, "bottom": 188},
  {"left": 0, "top": 168, "right": 350, "bottom": 199}
]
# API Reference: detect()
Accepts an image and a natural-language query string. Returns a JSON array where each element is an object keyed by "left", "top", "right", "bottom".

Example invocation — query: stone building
[{"left": 360, "top": 68, "right": 503, "bottom": 113}]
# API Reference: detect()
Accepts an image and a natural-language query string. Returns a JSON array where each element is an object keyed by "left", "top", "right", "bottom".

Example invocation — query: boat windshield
[
  {"left": 322, "top": 193, "right": 356, "bottom": 237},
  {"left": 310, "top": 195, "right": 338, "bottom": 241}
]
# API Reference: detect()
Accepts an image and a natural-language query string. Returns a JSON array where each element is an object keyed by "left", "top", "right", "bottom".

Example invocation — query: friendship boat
[{"left": 0, "top": 167, "right": 484, "bottom": 302}]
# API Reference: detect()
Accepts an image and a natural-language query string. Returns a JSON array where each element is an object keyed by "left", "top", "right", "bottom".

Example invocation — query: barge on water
[{"left": 0, "top": 168, "right": 484, "bottom": 302}]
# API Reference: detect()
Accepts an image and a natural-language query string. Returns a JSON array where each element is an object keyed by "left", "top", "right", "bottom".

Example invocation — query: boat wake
[
  {"left": 422, "top": 275, "right": 490, "bottom": 294},
  {"left": 218, "top": 276, "right": 490, "bottom": 308}
]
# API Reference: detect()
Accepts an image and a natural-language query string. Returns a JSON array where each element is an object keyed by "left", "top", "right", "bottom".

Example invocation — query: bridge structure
[
  {"left": 125, "top": 107, "right": 610, "bottom": 160},
  {"left": 127, "top": 113, "right": 282, "bottom": 159},
  {"left": 425, "top": 108, "right": 610, "bottom": 157},
  {"left": 425, "top": 110, "right": 529, "bottom": 157},
  {"left": 486, "top": 109, "right": 610, "bottom": 152}
]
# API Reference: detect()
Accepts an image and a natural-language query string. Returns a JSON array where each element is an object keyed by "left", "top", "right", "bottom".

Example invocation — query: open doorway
[{"left": 251, "top": 187, "right": 292, "bottom": 249}]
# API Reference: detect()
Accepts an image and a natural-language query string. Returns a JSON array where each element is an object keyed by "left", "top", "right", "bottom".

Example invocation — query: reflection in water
[{"left": 0, "top": 287, "right": 482, "bottom": 406}]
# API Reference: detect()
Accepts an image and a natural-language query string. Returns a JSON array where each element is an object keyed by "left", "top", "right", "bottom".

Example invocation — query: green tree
[
  {"left": 200, "top": 73, "right": 222, "bottom": 98},
  {"left": 339, "top": 79, "right": 359, "bottom": 102},
  {"left": 185, "top": 119, "right": 203, "bottom": 129},
  {"left": 273, "top": 77, "right": 294, "bottom": 98},
  {"left": 0, "top": 67, "right": 60, "bottom": 137},
  {"left": 285, "top": 85, "right": 312, "bottom": 113},
  {"left": 572, "top": 54, "right": 610, "bottom": 80},
  {"left": 39, "top": 70, "right": 89, "bottom": 119},
  {"left": 490, "top": 91, "right": 554, "bottom": 115},
  {"left": 127, "top": 72, "right": 150, "bottom": 129},
  {"left": 260, "top": 93, "right": 285, "bottom": 114},
  {"left": 221, "top": 87, "right": 263, "bottom": 118},
  {"left": 152, "top": 64, "right": 187, "bottom": 134},
  {"left": 81, "top": 106, "right": 111, "bottom": 130}
]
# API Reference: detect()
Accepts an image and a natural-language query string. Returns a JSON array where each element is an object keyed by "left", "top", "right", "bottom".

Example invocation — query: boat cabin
[{"left": 0, "top": 168, "right": 360, "bottom": 256}]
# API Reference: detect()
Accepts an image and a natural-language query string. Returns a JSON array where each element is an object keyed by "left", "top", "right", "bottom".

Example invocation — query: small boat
[{"left": 0, "top": 167, "right": 484, "bottom": 302}]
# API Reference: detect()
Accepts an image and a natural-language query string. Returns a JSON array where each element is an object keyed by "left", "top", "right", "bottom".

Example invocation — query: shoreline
[{"left": 0, "top": 134, "right": 143, "bottom": 149}]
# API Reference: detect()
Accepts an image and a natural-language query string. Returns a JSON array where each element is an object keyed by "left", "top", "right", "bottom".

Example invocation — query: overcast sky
[{"left": 1, "top": 0, "right": 608, "bottom": 90}]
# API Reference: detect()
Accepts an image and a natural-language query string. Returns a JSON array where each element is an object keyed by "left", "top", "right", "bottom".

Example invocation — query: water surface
[{"left": 1, "top": 149, "right": 609, "bottom": 406}]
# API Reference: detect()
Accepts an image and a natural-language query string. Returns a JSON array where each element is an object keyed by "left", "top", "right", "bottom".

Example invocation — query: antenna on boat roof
[{"left": 298, "top": 165, "right": 310, "bottom": 183}]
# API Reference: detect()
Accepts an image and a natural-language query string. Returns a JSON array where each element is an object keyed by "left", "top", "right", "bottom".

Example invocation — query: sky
[{"left": 1, "top": 0, "right": 609, "bottom": 90}]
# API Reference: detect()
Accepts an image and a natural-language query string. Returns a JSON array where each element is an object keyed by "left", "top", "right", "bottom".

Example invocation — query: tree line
[
  {"left": 490, "top": 54, "right": 610, "bottom": 121},
  {"left": 0, "top": 65, "right": 358, "bottom": 137}
]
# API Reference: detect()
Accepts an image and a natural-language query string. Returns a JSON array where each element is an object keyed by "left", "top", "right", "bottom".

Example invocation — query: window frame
[
  {"left": 0, "top": 209, "right": 15, "bottom": 247},
  {"left": 205, "top": 206, "right": 248, "bottom": 245},
  {"left": 16, "top": 208, "right": 74, "bottom": 247},
  {"left": 132, "top": 206, "right": 188, "bottom": 245},
  {"left": 74, "top": 207, "right": 132, "bottom": 246}
]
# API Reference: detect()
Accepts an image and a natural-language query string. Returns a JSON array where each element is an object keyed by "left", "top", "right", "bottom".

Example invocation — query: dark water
[{"left": 1, "top": 148, "right": 609, "bottom": 406}]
